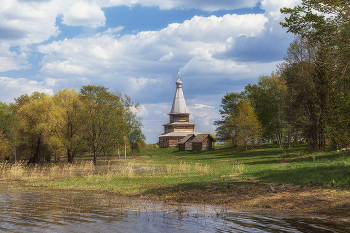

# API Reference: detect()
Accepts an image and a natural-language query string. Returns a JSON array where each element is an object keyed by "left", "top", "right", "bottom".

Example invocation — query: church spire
[{"left": 170, "top": 73, "right": 188, "bottom": 114}]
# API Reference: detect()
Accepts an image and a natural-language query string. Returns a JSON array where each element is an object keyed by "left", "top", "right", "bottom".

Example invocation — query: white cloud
[
  {"left": 37, "top": 13, "right": 268, "bottom": 80},
  {"left": 159, "top": 52, "right": 174, "bottom": 62},
  {"left": 129, "top": 77, "right": 157, "bottom": 91},
  {"left": 61, "top": 2, "right": 106, "bottom": 28},
  {"left": 260, "top": 0, "right": 302, "bottom": 21},
  {"left": 188, "top": 101, "right": 220, "bottom": 132},
  {"left": 166, "top": 14, "right": 267, "bottom": 42},
  {"left": 104, "top": 27, "right": 124, "bottom": 34},
  {"left": 0, "top": 0, "right": 268, "bottom": 74},
  {"left": 180, "top": 48, "right": 249, "bottom": 76},
  {"left": 0, "top": 0, "right": 59, "bottom": 46},
  {"left": 0, "top": 44, "right": 29, "bottom": 72},
  {"left": 138, "top": 105, "right": 149, "bottom": 116},
  {"left": 101, "top": 0, "right": 259, "bottom": 11},
  {"left": 41, "top": 60, "right": 89, "bottom": 75},
  {"left": 0, "top": 76, "right": 54, "bottom": 103},
  {"left": 129, "top": 104, "right": 149, "bottom": 116},
  {"left": 193, "top": 104, "right": 214, "bottom": 109}
]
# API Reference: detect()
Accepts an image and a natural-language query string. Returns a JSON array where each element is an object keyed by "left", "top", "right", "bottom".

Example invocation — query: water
[{"left": 0, "top": 186, "right": 349, "bottom": 233}]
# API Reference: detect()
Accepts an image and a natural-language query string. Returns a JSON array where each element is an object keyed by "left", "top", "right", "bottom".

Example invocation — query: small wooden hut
[
  {"left": 178, "top": 134, "right": 196, "bottom": 151},
  {"left": 191, "top": 134, "right": 214, "bottom": 151}
]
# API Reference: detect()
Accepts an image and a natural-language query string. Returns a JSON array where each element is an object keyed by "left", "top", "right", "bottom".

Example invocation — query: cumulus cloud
[
  {"left": 193, "top": 104, "right": 215, "bottom": 109},
  {"left": 103, "top": 0, "right": 259, "bottom": 11},
  {"left": 0, "top": 77, "right": 54, "bottom": 103},
  {"left": 41, "top": 60, "right": 89, "bottom": 75},
  {"left": 37, "top": 13, "right": 268, "bottom": 79},
  {"left": 0, "top": 0, "right": 59, "bottom": 46},
  {"left": 188, "top": 101, "right": 220, "bottom": 132},
  {"left": 167, "top": 14, "right": 267, "bottom": 43},
  {"left": 260, "top": 0, "right": 301, "bottom": 21},
  {"left": 129, "top": 77, "right": 157, "bottom": 91},
  {"left": 159, "top": 52, "right": 174, "bottom": 62},
  {"left": 61, "top": 2, "right": 106, "bottom": 28},
  {"left": 104, "top": 27, "right": 124, "bottom": 34}
]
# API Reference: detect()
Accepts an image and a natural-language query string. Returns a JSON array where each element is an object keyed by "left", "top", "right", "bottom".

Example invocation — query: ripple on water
[{"left": 0, "top": 186, "right": 349, "bottom": 233}]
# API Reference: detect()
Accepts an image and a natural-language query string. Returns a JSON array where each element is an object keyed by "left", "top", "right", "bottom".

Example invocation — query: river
[{"left": 0, "top": 186, "right": 349, "bottom": 232}]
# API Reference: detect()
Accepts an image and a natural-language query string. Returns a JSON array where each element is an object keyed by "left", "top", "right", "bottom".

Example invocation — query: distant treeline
[
  {"left": 215, "top": 1, "right": 350, "bottom": 151},
  {"left": 0, "top": 85, "right": 145, "bottom": 164}
]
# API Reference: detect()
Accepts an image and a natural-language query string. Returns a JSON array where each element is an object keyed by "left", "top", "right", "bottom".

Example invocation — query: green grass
[
  {"left": 132, "top": 144, "right": 350, "bottom": 189},
  {"left": 6, "top": 144, "right": 350, "bottom": 196}
]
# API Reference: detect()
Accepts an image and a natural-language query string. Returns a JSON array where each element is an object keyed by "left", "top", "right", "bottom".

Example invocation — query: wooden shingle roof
[
  {"left": 178, "top": 134, "right": 195, "bottom": 144},
  {"left": 191, "top": 134, "right": 213, "bottom": 143}
]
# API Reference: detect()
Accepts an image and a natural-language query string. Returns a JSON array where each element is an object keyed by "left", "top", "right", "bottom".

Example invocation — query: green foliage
[
  {"left": 246, "top": 73, "right": 287, "bottom": 147},
  {"left": 123, "top": 95, "right": 146, "bottom": 155},
  {"left": 80, "top": 85, "right": 127, "bottom": 164},
  {"left": 126, "top": 112, "right": 146, "bottom": 155},
  {"left": 14, "top": 96, "right": 64, "bottom": 163},
  {"left": 0, "top": 130, "right": 10, "bottom": 161},
  {"left": 1, "top": 87, "right": 145, "bottom": 164},
  {"left": 0, "top": 102, "right": 13, "bottom": 138},
  {"left": 280, "top": 1, "right": 350, "bottom": 150},
  {"left": 232, "top": 100, "right": 262, "bottom": 151},
  {"left": 53, "top": 88, "right": 85, "bottom": 163},
  {"left": 214, "top": 92, "right": 246, "bottom": 144}
]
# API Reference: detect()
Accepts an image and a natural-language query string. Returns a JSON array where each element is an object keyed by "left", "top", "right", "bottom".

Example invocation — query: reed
[{"left": 0, "top": 160, "right": 136, "bottom": 181}]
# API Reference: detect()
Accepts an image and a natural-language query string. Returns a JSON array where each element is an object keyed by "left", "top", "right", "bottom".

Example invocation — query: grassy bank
[{"left": 2, "top": 144, "right": 350, "bottom": 218}]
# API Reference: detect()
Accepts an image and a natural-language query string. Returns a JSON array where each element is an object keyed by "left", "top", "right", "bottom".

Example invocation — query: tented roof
[{"left": 170, "top": 77, "right": 188, "bottom": 114}]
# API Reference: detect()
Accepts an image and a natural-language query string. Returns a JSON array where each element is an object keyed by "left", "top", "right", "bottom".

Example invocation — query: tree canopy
[
  {"left": 0, "top": 85, "right": 145, "bottom": 164},
  {"left": 80, "top": 85, "right": 127, "bottom": 165},
  {"left": 14, "top": 96, "right": 63, "bottom": 163}
]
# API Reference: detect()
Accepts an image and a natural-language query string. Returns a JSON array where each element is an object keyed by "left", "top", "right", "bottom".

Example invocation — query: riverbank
[{"left": 2, "top": 145, "right": 350, "bottom": 219}]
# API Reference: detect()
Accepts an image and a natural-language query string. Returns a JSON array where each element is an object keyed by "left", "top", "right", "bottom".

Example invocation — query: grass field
[{"left": 2, "top": 144, "right": 350, "bottom": 217}]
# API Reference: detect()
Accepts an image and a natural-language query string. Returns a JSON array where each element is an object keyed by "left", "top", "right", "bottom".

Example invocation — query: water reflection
[{"left": 0, "top": 186, "right": 349, "bottom": 232}]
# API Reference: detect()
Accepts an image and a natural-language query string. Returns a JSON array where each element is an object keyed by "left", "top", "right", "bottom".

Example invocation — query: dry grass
[
  {"left": 165, "top": 162, "right": 211, "bottom": 174},
  {"left": 0, "top": 160, "right": 136, "bottom": 181},
  {"left": 0, "top": 160, "right": 211, "bottom": 182},
  {"left": 230, "top": 162, "right": 245, "bottom": 177}
]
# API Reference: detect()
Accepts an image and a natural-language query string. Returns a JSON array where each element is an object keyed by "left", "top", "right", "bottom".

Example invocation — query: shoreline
[{"left": 5, "top": 180, "right": 350, "bottom": 220}]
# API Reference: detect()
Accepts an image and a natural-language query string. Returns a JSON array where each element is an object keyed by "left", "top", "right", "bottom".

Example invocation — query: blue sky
[{"left": 0, "top": 0, "right": 301, "bottom": 143}]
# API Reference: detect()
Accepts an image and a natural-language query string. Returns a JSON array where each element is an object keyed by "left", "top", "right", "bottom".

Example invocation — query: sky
[{"left": 0, "top": 0, "right": 301, "bottom": 143}]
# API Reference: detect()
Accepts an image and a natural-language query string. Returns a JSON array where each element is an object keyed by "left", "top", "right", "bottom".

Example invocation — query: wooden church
[{"left": 159, "top": 75, "right": 198, "bottom": 148}]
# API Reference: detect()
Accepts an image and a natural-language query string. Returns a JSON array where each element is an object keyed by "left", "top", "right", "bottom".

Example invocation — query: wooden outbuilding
[
  {"left": 191, "top": 134, "right": 214, "bottom": 151},
  {"left": 178, "top": 134, "right": 196, "bottom": 151},
  {"left": 178, "top": 134, "right": 214, "bottom": 151}
]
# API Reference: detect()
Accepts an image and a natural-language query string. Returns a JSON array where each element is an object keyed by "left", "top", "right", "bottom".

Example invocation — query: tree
[
  {"left": 0, "top": 130, "right": 10, "bottom": 161},
  {"left": 279, "top": 36, "right": 335, "bottom": 150},
  {"left": 53, "top": 88, "right": 84, "bottom": 163},
  {"left": 0, "top": 102, "right": 13, "bottom": 137},
  {"left": 280, "top": 1, "right": 350, "bottom": 150},
  {"left": 124, "top": 99, "right": 146, "bottom": 156},
  {"left": 14, "top": 96, "right": 63, "bottom": 163},
  {"left": 127, "top": 116, "right": 146, "bottom": 155},
  {"left": 232, "top": 100, "right": 262, "bottom": 151},
  {"left": 246, "top": 72, "right": 287, "bottom": 147},
  {"left": 214, "top": 92, "right": 246, "bottom": 145},
  {"left": 80, "top": 85, "right": 126, "bottom": 165}
]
